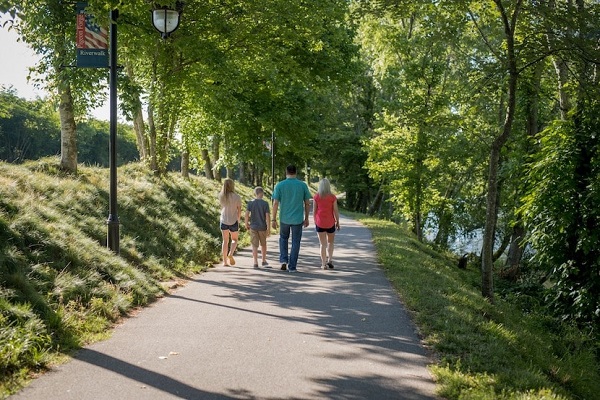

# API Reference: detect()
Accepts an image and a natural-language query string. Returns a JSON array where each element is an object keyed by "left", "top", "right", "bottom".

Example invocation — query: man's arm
[
  {"left": 303, "top": 199, "right": 310, "bottom": 227},
  {"left": 271, "top": 200, "right": 279, "bottom": 229},
  {"left": 265, "top": 211, "right": 271, "bottom": 236}
]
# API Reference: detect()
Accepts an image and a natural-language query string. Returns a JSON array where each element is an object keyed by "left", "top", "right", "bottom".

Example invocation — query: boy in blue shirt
[{"left": 245, "top": 187, "right": 271, "bottom": 268}]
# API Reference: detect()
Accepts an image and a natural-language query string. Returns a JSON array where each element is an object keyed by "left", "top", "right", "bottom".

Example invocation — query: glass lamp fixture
[{"left": 152, "top": 3, "right": 182, "bottom": 38}]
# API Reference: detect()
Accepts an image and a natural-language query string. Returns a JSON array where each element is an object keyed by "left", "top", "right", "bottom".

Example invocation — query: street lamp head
[{"left": 152, "top": 2, "right": 183, "bottom": 39}]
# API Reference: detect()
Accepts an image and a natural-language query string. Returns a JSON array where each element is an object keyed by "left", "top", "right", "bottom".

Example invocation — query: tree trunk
[
  {"left": 257, "top": 166, "right": 264, "bottom": 188},
  {"left": 58, "top": 82, "right": 77, "bottom": 173},
  {"left": 501, "top": 62, "right": 544, "bottom": 276},
  {"left": 125, "top": 65, "right": 148, "bottom": 161},
  {"left": 201, "top": 149, "right": 214, "bottom": 179},
  {"left": 368, "top": 182, "right": 384, "bottom": 216},
  {"left": 545, "top": 0, "right": 572, "bottom": 120},
  {"left": 160, "top": 114, "right": 177, "bottom": 173},
  {"left": 492, "top": 231, "right": 511, "bottom": 262},
  {"left": 413, "top": 97, "right": 428, "bottom": 242},
  {"left": 414, "top": 167, "right": 423, "bottom": 241},
  {"left": 181, "top": 150, "right": 189, "bottom": 178},
  {"left": 212, "top": 138, "right": 221, "bottom": 181},
  {"left": 434, "top": 208, "right": 452, "bottom": 248},
  {"left": 502, "top": 223, "right": 526, "bottom": 280},
  {"left": 481, "top": 142, "right": 502, "bottom": 301},
  {"left": 238, "top": 162, "right": 245, "bottom": 184},
  {"left": 147, "top": 104, "right": 158, "bottom": 173},
  {"left": 133, "top": 105, "right": 148, "bottom": 161},
  {"left": 481, "top": 0, "right": 522, "bottom": 301}
]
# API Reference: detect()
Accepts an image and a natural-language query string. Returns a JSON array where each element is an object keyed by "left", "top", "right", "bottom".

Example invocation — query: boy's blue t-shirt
[{"left": 272, "top": 177, "right": 311, "bottom": 225}]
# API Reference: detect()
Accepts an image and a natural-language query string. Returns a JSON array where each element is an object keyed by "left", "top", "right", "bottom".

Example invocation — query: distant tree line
[{"left": 0, "top": 89, "right": 139, "bottom": 166}]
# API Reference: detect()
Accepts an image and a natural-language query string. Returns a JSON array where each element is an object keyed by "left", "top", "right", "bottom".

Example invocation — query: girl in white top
[{"left": 218, "top": 178, "right": 242, "bottom": 266}]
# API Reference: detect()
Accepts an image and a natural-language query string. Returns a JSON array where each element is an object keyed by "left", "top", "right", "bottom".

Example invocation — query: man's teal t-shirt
[{"left": 272, "top": 177, "right": 311, "bottom": 225}]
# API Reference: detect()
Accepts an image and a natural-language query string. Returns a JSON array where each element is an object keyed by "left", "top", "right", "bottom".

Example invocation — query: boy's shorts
[{"left": 250, "top": 229, "right": 268, "bottom": 248}]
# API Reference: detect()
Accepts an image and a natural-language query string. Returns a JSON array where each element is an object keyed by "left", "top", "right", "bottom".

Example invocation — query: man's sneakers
[{"left": 281, "top": 263, "right": 298, "bottom": 272}]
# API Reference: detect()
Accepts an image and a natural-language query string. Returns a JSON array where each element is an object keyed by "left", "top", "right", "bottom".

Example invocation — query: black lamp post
[
  {"left": 271, "top": 130, "right": 275, "bottom": 192},
  {"left": 107, "top": 9, "right": 119, "bottom": 253},
  {"left": 107, "top": 4, "right": 183, "bottom": 254}
]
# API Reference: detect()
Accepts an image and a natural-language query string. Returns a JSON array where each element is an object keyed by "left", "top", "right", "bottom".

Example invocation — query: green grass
[
  {"left": 1, "top": 160, "right": 598, "bottom": 399},
  {"left": 354, "top": 215, "right": 599, "bottom": 400},
  {"left": 0, "top": 158, "right": 252, "bottom": 397}
]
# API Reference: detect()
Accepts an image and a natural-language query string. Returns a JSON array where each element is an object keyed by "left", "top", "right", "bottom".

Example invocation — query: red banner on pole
[{"left": 76, "top": 2, "right": 108, "bottom": 68}]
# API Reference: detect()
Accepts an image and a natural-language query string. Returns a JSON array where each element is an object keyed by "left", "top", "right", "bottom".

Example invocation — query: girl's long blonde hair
[
  {"left": 219, "top": 178, "right": 235, "bottom": 203},
  {"left": 317, "top": 178, "right": 332, "bottom": 198}
]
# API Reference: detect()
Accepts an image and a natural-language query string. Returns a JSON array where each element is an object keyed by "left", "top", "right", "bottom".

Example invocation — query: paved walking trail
[{"left": 12, "top": 214, "right": 438, "bottom": 400}]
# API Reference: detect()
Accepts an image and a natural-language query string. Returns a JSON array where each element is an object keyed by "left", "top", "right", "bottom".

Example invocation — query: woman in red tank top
[{"left": 313, "top": 178, "right": 340, "bottom": 269}]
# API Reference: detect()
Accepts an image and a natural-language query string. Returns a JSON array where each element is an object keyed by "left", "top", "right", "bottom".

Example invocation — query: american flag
[{"left": 84, "top": 15, "right": 108, "bottom": 49}]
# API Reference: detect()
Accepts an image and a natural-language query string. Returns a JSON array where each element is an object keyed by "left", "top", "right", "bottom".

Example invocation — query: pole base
[{"left": 107, "top": 216, "right": 120, "bottom": 254}]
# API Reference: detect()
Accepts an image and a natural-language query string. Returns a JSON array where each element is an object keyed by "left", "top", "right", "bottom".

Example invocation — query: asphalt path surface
[{"left": 12, "top": 214, "right": 438, "bottom": 400}]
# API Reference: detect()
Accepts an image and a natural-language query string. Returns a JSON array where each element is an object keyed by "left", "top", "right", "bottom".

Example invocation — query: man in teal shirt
[{"left": 271, "top": 165, "right": 311, "bottom": 272}]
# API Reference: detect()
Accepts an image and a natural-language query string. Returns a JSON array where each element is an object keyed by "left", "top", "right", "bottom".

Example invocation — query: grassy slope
[
  {"left": 356, "top": 215, "right": 599, "bottom": 400},
  {"left": 1, "top": 160, "right": 598, "bottom": 399},
  {"left": 0, "top": 159, "right": 252, "bottom": 396}
]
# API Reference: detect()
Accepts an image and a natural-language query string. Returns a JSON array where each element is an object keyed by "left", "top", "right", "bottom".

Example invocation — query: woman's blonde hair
[
  {"left": 219, "top": 178, "right": 235, "bottom": 202},
  {"left": 317, "top": 178, "right": 332, "bottom": 198}
]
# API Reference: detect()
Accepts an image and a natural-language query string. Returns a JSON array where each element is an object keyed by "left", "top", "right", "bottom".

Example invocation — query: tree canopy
[{"left": 2, "top": 0, "right": 600, "bottom": 328}]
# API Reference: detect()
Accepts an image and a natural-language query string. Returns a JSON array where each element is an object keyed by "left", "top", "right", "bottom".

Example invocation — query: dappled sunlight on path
[{"left": 12, "top": 214, "right": 438, "bottom": 400}]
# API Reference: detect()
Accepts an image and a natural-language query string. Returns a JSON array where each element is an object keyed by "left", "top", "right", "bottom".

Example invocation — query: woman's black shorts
[{"left": 315, "top": 225, "right": 336, "bottom": 234}]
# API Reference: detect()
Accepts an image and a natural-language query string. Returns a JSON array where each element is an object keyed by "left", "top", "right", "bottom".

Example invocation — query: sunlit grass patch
[
  {"left": 0, "top": 159, "right": 256, "bottom": 396},
  {"left": 355, "top": 215, "right": 599, "bottom": 400}
]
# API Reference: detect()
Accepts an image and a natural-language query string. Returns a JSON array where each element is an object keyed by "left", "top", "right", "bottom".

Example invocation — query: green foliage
[
  {"left": 0, "top": 90, "right": 60, "bottom": 163},
  {"left": 0, "top": 159, "right": 254, "bottom": 395},
  {"left": 0, "top": 291, "right": 52, "bottom": 376},
  {"left": 103, "top": 0, "right": 362, "bottom": 174},
  {"left": 0, "top": 89, "right": 140, "bottom": 166},
  {"left": 352, "top": 0, "right": 600, "bottom": 326},
  {"left": 76, "top": 120, "right": 140, "bottom": 167},
  {"left": 521, "top": 108, "right": 600, "bottom": 328},
  {"left": 4, "top": 0, "right": 108, "bottom": 115},
  {"left": 357, "top": 3, "right": 491, "bottom": 240},
  {"left": 357, "top": 215, "right": 600, "bottom": 400}
]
